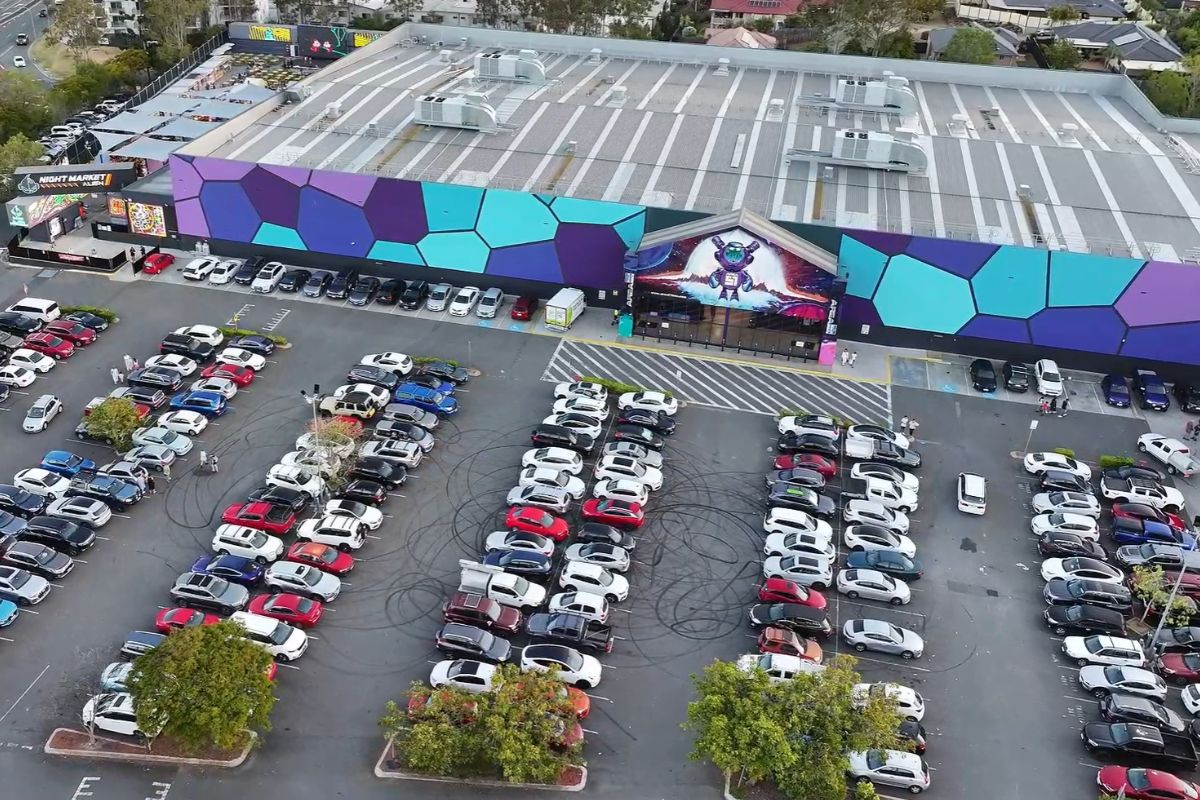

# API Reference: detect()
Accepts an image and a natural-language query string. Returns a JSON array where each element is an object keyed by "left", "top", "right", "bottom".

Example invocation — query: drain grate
[{"left": 947, "top": 579, "right": 1003, "bottom": 599}]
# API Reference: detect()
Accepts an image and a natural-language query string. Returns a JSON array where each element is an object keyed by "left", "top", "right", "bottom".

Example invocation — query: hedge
[
  {"left": 413, "top": 356, "right": 458, "bottom": 367},
  {"left": 1052, "top": 447, "right": 1076, "bottom": 458},
  {"left": 61, "top": 305, "right": 118, "bottom": 323},
  {"left": 1099, "top": 454, "right": 1135, "bottom": 469},
  {"left": 218, "top": 326, "right": 289, "bottom": 346}
]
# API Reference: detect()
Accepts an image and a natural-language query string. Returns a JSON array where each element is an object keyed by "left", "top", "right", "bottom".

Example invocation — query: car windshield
[
  {"left": 1043, "top": 370, "right": 1061, "bottom": 383},
  {"left": 510, "top": 575, "right": 531, "bottom": 595},
  {"left": 27, "top": 408, "right": 43, "bottom": 418},
  {"left": 1110, "top": 383, "right": 1130, "bottom": 396},
  {"left": 268, "top": 623, "right": 292, "bottom": 645},
  {"left": 1064, "top": 605, "right": 1085, "bottom": 621},
  {"left": 9, "top": 571, "right": 28, "bottom": 588},
  {"left": 431, "top": 287, "right": 448, "bottom": 299}
]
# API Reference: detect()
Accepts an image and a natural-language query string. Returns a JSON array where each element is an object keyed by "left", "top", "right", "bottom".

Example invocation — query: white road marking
[{"left": 0, "top": 663, "right": 50, "bottom": 724}]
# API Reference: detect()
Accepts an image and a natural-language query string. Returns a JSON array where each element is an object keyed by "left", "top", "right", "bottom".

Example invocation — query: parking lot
[{"left": 0, "top": 264, "right": 1176, "bottom": 800}]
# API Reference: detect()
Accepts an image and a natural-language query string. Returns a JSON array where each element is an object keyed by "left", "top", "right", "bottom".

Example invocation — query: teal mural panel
[
  {"left": 477, "top": 191, "right": 558, "bottom": 247},
  {"left": 422, "top": 182, "right": 484, "bottom": 233},
  {"left": 970, "top": 247, "right": 1048, "bottom": 319},
  {"left": 417, "top": 231, "right": 491, "bottom": 273},
  {"left": 873, "top": 255, "right": 976, "bottom": 333},
  {"left": 1048, "top": 251, "right": 1144, "bottom": 307},
  {"left": 252, "top": 222, "right": 306, "bottom": 250},
  {"left": 837, "top": 236, "right": 888, "bottom": 299},
  {"left": 368, "top": 240, "right": 424, "bottom": 265}
]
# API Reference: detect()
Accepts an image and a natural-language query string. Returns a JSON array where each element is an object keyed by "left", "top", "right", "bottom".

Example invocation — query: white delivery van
[
  {"left": 6, "top": 298, "right": 60, "bottom": 323},
  {"left": 544, "top": 288, "right": 586, "bottom": 331}
]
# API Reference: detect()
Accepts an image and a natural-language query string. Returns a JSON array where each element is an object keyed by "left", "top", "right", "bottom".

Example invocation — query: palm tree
[{"left": 1104, "top": 42, "right": 1122, "bottom": 72}]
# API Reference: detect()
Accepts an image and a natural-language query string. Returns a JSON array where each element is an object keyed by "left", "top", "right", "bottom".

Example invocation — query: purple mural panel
[
  {"left": 362, "top": 179, "right": 428, "bottom": 242},
  {"left": 956, "top": 314, "right": 1030, "bottom": 343},
  {"left": 174, "top": 197, "right": 209, "bottom": 238},
  {"left": 556, "top": 224, "right": 629, "bottom": 288},
  {"left": 487, "top": 241, "right": 563, "bottom": 283},
  {"left": 1115, "top": 261, "right": 1200, "bottom": 327},
  {"left": 261, "top": 164, "right": 311, "bottom": 187},
  {"left": 170, "top": 156, "right": 202, "bottom": 200},
  {"left": 199, "top": 183, "right": 261, "bottom": 242},
  {"left": 842, "top": 230, "right": 912, "bottom": 257},
  {"left": 297, "top": 187, "right": 376, "bottom": 257},
  {"left": 838, "top": 295, "right": 883, "bottom": 329},
  {"left": 1029, "top": 307, "right": 1127, "bottom": 353},
  {"left": 193, "top": 158, "right": 257, "bottom": 181},
  {"left": 242, "top": 166, "right": 304, "bottom": 228},
  {"left": 309, "top": 170, "right": 377, "bottom": 207},
  {"left": 905, "top": 237, "right": 999, "bottom": 279},
  {"left": 1121, "top": 322, "right": 1200, "bottom": 366}
]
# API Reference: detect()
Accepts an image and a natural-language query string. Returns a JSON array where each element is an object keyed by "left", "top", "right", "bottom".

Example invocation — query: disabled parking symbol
[{"left": 941, "top": 383, "right": 959, "bottom": 393}]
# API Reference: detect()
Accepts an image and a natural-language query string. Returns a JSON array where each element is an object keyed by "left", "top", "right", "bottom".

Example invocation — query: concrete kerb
[
  {"left": 44, "top": 727, "right": 256, "bottom": 768},
  {"left": 373, "top": 739, "right": 587, "bottom": 792}
]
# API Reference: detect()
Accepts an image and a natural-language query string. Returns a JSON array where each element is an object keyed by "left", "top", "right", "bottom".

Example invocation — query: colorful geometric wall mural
[
  {"left": 169, "top": 155, "right": 646, "bottom": 291},
  {"left": 837, "top": 230, "right": 1200, "bottom": 366}
]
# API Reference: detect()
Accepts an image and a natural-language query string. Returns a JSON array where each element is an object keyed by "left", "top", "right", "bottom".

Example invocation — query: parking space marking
[
  {"left": 227, "top": 303, "right": 255, "bottom": 326},
  {"left": 263, "top": 309, "right": 291, "bottom": 332},
  {"left": 846, "top": 653, "right": 931, "bottom": 672},
  {"left": 145, "top": 781, "right": 171, "bottom": 800},
  {"left": 0, "top": 636, "right": 13, "bottom": 642},
  {"left": 0, "top": 663, "right": 50, "bottom": 724},
  {"left": 70, "top": 776, "right": 100, "bottom": 800},
  {"left": 277, "top": 663, "right": 301, "bottom": 671}
]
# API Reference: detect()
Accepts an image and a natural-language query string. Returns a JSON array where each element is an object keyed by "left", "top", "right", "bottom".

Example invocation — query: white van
[
  {"left": 957, "top": 472, "right": 987, "bottom": 515},
  {"left": 545, "top": 288, "right": 586, "bottom": 331},
  {"left": 6, "top": 297, "right": 60, "bottom": 323},
  {"left": 230, "top": 611, "right": 308, "bottom": 662}
]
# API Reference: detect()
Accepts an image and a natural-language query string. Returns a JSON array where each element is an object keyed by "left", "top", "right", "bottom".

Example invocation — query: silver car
[
  {"left": 46, "top": 496, "right": 113, "bottom": 528},
  {"left": 425, "top": 283, "right": 453, "bottom": 312},
  {"left": 124, "top": 444, "right": 177, "bottom": 472},
  {"left": 0, "top": 565, "right": 50, "bottom": 605},
  {"left": 264, "top": 562, "right": 341, "bottom": 601},
  {"left": 841, "top": 618, "right": 924, "bottom": 659},
  {"left": 475, "top": 287, "right": 503, "bottom": 319},
  {"left": 505, "top": 484, "right": 571, "bottom": 514}
]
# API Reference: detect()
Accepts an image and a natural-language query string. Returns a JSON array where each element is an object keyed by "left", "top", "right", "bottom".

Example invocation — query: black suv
[
  {"left": 21, "top": 516, "right": 96, "bottom": 555},
  {"left": 347, "top": 276, "right": 380, "bottom": 306},
  {"left": 399, "top": 280, "right": 430, "bottom": 310},
  {"left": 969, "top": 359, "right": 997, "bottom": 392},
  {"left": 349, "top": 457, "right": 405, "bottom": 488},
  {"left": 377, "top": 279, "right": 405, "bottom": 305},
  {"left": 326, "top": 270, "right": 359, "bottom": 300},
  {"left": 1175, "top": 381, "right": 1200, "bottom": 413},
  {"left": 67, "top": 474, "right": 141, "bottom": 510},
  {"left": 160, "top": 333, "right": 215, "bottom": 363},
  {"left": 346, "top": 365, "right": 399, "bottom": 390},
  {"left": 434, "top": 622, "right": 512, "bottom": 663},
  {"left": 246, "top": 485, "right": 310, "bottom": 513},
  {"left": 127, "top": 366, "right": 183, "bottom": 392},
  {"left": 0, "top": 311, "right": 41, "bottom": 336},
  {"left": 233, "top": 256, "right": 265, "bottom": 286},
  {"left": 526, "top": 612, "right": 615, "bottom": 654},
  {"left": 531, "top": 424, "right": 594, "bottom": 454},
  {"left": 1099, "top": 693, "right": 1186, "bottom": 735},
  {"left": 0, "top": 484, "right": 46, "bottom": 518},
  {"left": 278, "top": 268, "right": 311, "bottom": 293},
  {"left": 1002, "top": 361, "right": 1030, "bottom": 392}
]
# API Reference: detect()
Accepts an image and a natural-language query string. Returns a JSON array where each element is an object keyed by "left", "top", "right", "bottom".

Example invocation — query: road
[{"left": 0, "top": 0, "right": 54, "bottom": 84}]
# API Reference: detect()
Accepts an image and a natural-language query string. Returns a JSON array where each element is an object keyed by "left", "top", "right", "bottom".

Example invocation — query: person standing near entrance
[
  {"left": 899, "top": 415, "right": 909, "bottom": 434},
  {"left": 123, "top": 354, "right": 134, "bottom": 373},
  {"left": 841, "top": 349, "right": 850, "bottom": 367},
  {"left": 908, "top": 418, "right": 920, "bottom": 440},
  {"left": 849, "top": 351, "right": 858, "bottom": 368}
]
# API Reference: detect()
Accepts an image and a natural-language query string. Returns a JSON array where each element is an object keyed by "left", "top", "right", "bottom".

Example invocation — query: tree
[
  {"left": 51, "top": 61, "right": 118, "bottom": 113},
  {"left": 0, "top": 72, "right": 53, "bottom": 142},
  {"left": 0, "top": 135, "right": 46, "bottom": 202},
  {"left": 1131, "top": 565, "right": 1196, "bottom": 626},
  {"left": 1044, "top": 39, "right": 1082, "bottom": 70},
  {"left": 186, "top": 24, "right": 225, "bottom": 49},
  {"left": 84, "top": 397, "right": 143, "bottom": 451},
  {"left": 55, "top": 647, "right": 113, "bottom": 746},
  {"left": 142, "top": 0, "right": 209, "bottom": 55},
  {"left": 46, "top": 0, "right": 101, "bottom": 62},
  {"left": 684, "top": 657, "right": 904, "bottom": 800},
  {"left": 1047, "top": 4, "right": 1081, "bottom": 22},
  {"left": 875, "top": 29, "right": 916, "bottom": 59},
  {"left": 105, "top": 49, "right": 152, "bottom": 88},
  {"left": 385, "top": 0, "right": 424, "bottom": 21},
  {"left": 943, "top": 27, "right": 996, "bottom": 64},
  {"left": 128, "top": 620, "right": 275, "bottom": 753},
  {"left": 1143, "top": 69, "right": 1190, "bottom": 116},
  {"left": 751, "top": 17, "right": 776, "bottom": 33}
]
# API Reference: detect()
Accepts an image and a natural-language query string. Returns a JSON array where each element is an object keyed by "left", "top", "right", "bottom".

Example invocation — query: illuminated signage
[{"left": 249, "top": 25, "right": 291, "bottom": 42}]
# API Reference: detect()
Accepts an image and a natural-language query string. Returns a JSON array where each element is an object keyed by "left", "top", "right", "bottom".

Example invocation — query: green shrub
[
  {"left": 60, "top": 305, "right": 118, "bottom": 322},
  {"left": 1099, "top": 454, "right": 1135, "bottom": 469},
  {"left": 218, "top": 327, "right": 288, "bottom": 346},
  {"left": 580, "top": 375, "right": 671, "bottom": 398},
  {"left": 413, "top": 356, "right": 458, "bottom": 367},
  {"left": 1052, "top": 447, "right": 1076, "bottom": 458}
]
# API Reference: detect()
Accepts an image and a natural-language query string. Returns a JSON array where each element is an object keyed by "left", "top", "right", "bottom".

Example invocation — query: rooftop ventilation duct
[
  {"left": 415, "top": 93, "right": 498, "bottom": 132},
  {"left": 714, "top": 57, "right": 730, "bottom": 77},
  {"left": 798, "top": 74, "right": 917, "bottom": 117},
  {"left": 786, "top": 129, "right": 927, "bottom": 174},
  {"left": 474, "top": 51, "right": 547, "bottom": 84}
]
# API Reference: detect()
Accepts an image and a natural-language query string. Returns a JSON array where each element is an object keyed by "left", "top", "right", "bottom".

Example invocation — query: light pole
[{"left": 298, "top": 383, "right": 323, "bottom": 503}]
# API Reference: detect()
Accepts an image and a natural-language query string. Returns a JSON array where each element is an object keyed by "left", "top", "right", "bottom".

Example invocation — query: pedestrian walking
[
  {"left": 1049, "top": 396, "right": 1058, "bottom": 413},
  {"left": 122, "top": 354, "right": 133, "bottom": 373},
  {"left": 146, "top": 474, "right": 156, "bottom": 495},
  {"left": 1039, "top": 399, "right": 1050, "bottom": 415},
  {"left": 116, "top": 371, "right": 124, "bottom": 384},
  {"left": 849, "top": 351, "right": 858, "bottom": 368},
  {"left": 611, "top": 308, "right": 619, "bottom": 326},
  {"left": 210, "top": 455, "right": 219, "bottom": 474},
  {"left": 841, "top": 349, "right": 850, "bottom": 367},
  {"left": 908, "top": 418, "right": 920, "bottom": 440},
  {"left": 199, "top": 451, "right": 208, "bottom": 471},
  {"left": 110, "top": 366, "right": 120, "bottom": 385},
  {"left": 131, "top": 358, "right": 140, "bottom": 371},
  {"left": 1059, "top": 397, "right": 1070, "bottom": 417},
  {"left": 899, "top": 415, "right": 909, "bottom": 433},
  {"left": 162, "top": 463, "right": 171, "bottom": 480},
  {"left": 1188, "top": 420, "right": 1197, "bottom": 441}
]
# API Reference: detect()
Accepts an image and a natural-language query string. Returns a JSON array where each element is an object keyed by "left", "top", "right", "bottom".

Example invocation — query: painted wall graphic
[
  {"left": 297, "top": 25, "right": 353, "bottom": 59},
  {"left": 633, "top": 226, "right": 836, "bottom": 319},
  {"left": 837, "top": 230, "right": 1200, "bottom": 366},
  {"left": 170, "top": 155, "right": 646, "bottom": 290},
  {"left": 128, "top": 202, "right": 167, "bottom": 237}
]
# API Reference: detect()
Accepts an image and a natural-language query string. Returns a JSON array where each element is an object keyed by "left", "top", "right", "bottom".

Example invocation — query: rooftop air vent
[{"left": 473, "top": 51, "right": 547, "bottom": 84}]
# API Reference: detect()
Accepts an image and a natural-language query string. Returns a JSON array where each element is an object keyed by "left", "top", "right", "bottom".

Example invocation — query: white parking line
[
  {"left": 848, "top": 653, "right": 932, "bottom": 672},
  {"left": 277, "top": 663, "right": 301, "bottom": 670},
  {"left": 19, "top": 608, "right": 37, "bottom": 614},
  {"left": 73, "top": 559, "right": 87, "bottom": 564},
  {"left": 366, "top": 535, "right": 382, "bottom": 540},
  {"left": 95, "top": 536, "right": 110, "bottom": 541},
  {"left": 0, "top": 636, "right": 13, "bottom": 642}
]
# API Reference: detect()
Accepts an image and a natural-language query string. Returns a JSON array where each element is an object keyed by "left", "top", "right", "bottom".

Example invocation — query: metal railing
[{"left": 126, "top": 31, "right": 231, "bottom": 110}]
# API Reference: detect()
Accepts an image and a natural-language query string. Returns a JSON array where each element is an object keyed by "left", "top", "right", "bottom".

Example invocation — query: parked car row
[{"left": 34, "top": 91, "right": 130, "bottom": 165}]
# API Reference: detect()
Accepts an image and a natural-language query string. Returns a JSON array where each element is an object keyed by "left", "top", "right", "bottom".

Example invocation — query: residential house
[
  {"left": 705, "top": 26, "right": 778, "bottom": 47},
  {"left": 709, "top": 0, "right": 805, "bottom": 30},
  {"left": 1051, "top": 20, "right": 1183, "bottom": 73},
  {"left": 923, "top": 24, "right": 1022, "bottom": 64}
]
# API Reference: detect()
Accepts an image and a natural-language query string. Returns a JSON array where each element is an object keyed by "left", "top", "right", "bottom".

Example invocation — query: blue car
[
  {"left": 1100, "top": 374, "right": 1131, "bottom": 408},
  {"left": 170, "top": 390, "right": 227, "bottom": 417},
  {"left": 392, "top": 384, "right": 458, "bottom": 415},
  {"left": 39, "top": 450, "right": 97, "bottom": 477},
  {"left": 482, "top": 550, "right": 552, "bottom": 578},
  {"left": 1110, "top": 517, "right": 1192, "bottom": 546},
  {"left": 845, "top": 549, "right": 924, "bottom": 581},
  {"left": 1132, "top": 370, "right": 1170, "bottom": 411},
  {"left": 404, "top": 374, "right": 456, "bottom": 395},
  {"left": 190, "top": 554, "right": 264, "bottom": 586},
  {"left": 0, "top": 599, "right": 17, "bottom": 627}
]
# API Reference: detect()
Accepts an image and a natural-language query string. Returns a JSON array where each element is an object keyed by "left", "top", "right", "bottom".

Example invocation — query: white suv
[
  {"left": 212, "top": 524, "right": 284, "bottom": 562},
  {"left": 251, "top": 262, "right": 286, "bottom": 293},
  {"left": 230, "top": 611, "right": 308, "bottom": 662},
  {"left": 296, "top": 515, "right": 366, "bottom": 551},
  {"left": 181, "top": 257, "right": 221, "bottom": 281}
]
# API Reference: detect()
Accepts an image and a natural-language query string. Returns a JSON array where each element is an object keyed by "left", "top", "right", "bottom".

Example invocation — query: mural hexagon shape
[
  {"left": 362, "top": 178, "right": 428, "bottom": 243},
  {"left": 242, "top": 166, "right": 304, "bottom": 229},
  {"left": 872, "top": 255, "right": 975, "bottom": 333},
  {"left": 969, "top": 248, "right": 1048, "bottom": 319},
  {"left": 296, "top": 186, "right": 375, "bottom": 257},
  {"left": 476, "top": 191, "right": 558, "bottom": 248},
  {"left": 1029, "top": 307, "right": 1127, "bottom": 354},
  {"left": 198, "top": 182, "right": 262, "bottom": 243},
  {"left": 549, "top": 197, "right": 644, "bottom": 227},
  {"left": 418, "top": 231, "right": 490, "bottom": 273}
]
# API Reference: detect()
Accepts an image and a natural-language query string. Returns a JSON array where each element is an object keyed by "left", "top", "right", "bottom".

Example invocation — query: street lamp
[{"left": 298, "top": 383, "right": 323, "bottom": 502}]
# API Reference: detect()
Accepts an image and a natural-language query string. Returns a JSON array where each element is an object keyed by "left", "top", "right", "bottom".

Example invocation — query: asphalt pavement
[{"left": 0, "top": 0, "right": 53, "bottom": 83}]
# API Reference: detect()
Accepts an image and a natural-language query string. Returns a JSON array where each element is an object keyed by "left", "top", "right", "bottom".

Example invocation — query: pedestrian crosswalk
[{"left": 542, "top": 340, "right": 892, "bottom": 424}]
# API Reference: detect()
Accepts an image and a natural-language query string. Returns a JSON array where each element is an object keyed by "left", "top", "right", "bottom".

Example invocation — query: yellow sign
[
  {"left": 249, "top": 25, "right": 291, "bottom": 42},
  {"left": 353, "top": 31, "right": 383, "bottom": 48}
]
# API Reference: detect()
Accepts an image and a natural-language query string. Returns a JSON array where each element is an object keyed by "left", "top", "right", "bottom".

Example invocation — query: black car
[
  {"left": 406, "top": 373, "right": 455, "bottom": 394},
  {"left": 350, "top": 457, "right": 406, "bottom": 488},
  {"left": 160, "top": 333, "right": 215, "bottom": 363},
  {"left": 116, "top": 385, "right": 168, "bottom": 408},
  {"left": 1038, "top": 531, "right": 1107, "bottom": 559},
  {"left": 1175, "top": 381, "right": 1200, "bottom": 414},
  {"left": 766, "top": 468, "right": 826, "bottom": 491},
  {"left": 575, "top": 522, "right": 635, "bottom": 550},
  {"left": 376, "top": 279, "right": 405, "bottom": 305},
  {"left": 776, "top": 433, "right": 840, "bottom": 459},
  {"left": 970, "top": 359, "right": 997, "bottom": 392},
  {"left": 0, "top": 512, "right": 27, "bottom": 538},
  {"left": 230, "top": 335, "right": 275, "bottom": 356},
  {"left": 1153, "top": 627, "right": 1200, "bottom": 655},
  {"left": 1040, "top": 469, "right": 1089, "bottom": 493},
  {"left": 617, "top": 408, "right": 676, "bottom": 435},
  {"left": 1100, "top": 694, "right": 1187, "bottom": 735},
  {"left": 399, "top": 280, "right": 430, "bottom": 309},
  {"left": 232, "top": 257, "right": 263, "bottom": 286},
  {"left": 1043, "top": 578, "right": 1133, "bottom": 613},
  {"left": 347, "top": 365, "right": 400, "bottom": 391},
  {"left": 127, "top": 366, "right": 183, "bottom": 392},
  {"left": 303, "top": 270, "right": 334, "bottom": 297},
  {"left": 0, "top": 331, "right": 24, "bottom": 352},
  {"left": 434, "top": 622, "right": 512, "bottom": 663},
  {"left": 420, "top": 361, "right": 470, "bottom": 384},
  {"left": 531, "top": 424, "right": 594, "bottom": 454},
  {"left": 0, "top": 384, "right": 8, "bottom": 404},
  {"left": 1002, "top": 362, "right": 1030, "bottom": 392},
  {"left": 747, "top": 603, "right": 833, "bottom": 637},
  {"left": 0, "top": 311, "right": 41, "bottom": 336},
  {"left": 866, "top": 440, "right": 922, "bottom": 469},
  {"left": 278, "top": 269, "right": 311, "bottom": 293},
  {"left": 0, "top": 537, "right": 72, "bottom": 579},
  {"left": 337, "top": 479, "right": 387, "bottom": 506},
  {"left": 1042, "top": 603, "right": 1127, "bottom": 636},
  {"left": 898, "top": 720, "right": 927, "bottom": 755},
  {"left": 381, "top": 403, "right": 438, "bottom": 429},
  {"left": 1104, "top": 464, "right": 1164, "bottom": 482},
  {"left": 1116, "top": 543, "right": 1193, "bottom": 569},
  {"left": 63, "top": 311, "right": 109, "bottom": 332},
  {"left": 374, "top": 420, "right": 430, "bottom": 448},
  {"left": 767, "top": 485, "right": 836, "bottom": 519},
  {"left": 66, "top": 474, "right": 141, "bottom": 510},
  {"left": 611, "top": 424, "right": 664, "bottom": 451},
  {"left": 0, "top": 485, "right": 47, "bottom": 518},
  {"left": 483, "top": 550, "right": 553, "bottom": 579},
  {"left": 74, "top": 422, "right": 116, "bottom": 446},
  {"left": 525, "top": 612, "right": 614, "bottom": 654},
  {"left": 347, "top": 276, "right": 380, "bottom": 306},
  {"left": 21, "top": 516, "right": 96, "bottom": 555},
  {"left": 326, "top": 270, "right": 359, "bottom": 300},
  {"left": 246, "top": 485, "right": 310, "bottom": 513}
]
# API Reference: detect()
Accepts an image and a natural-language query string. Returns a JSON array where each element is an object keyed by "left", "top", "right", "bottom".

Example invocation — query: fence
[{"left": 125, "top": 32, "right": 231, "bottom": 110}]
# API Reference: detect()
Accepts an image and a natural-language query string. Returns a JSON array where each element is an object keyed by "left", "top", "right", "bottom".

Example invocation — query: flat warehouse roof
[{"left": 181, "top": 25, "right": 1200, "bottom": 261}]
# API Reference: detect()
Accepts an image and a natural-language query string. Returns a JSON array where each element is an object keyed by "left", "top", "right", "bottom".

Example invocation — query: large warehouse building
[{"left": 120, "top": 22, "right": 1200, "bottom": 370}]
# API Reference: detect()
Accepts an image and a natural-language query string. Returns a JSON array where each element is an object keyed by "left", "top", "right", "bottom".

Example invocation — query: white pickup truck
[
  {"left": 1138, "top": 434, "right": 1200, "bottom": 478},
  {"left": 458, "top": 560, "right": 546, "bottom": 609}
]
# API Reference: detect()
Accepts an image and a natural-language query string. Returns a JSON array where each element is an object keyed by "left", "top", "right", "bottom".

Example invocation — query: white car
[
  {"left": 552, "top": 395, "right": 609, "bottom": 419},
  {"left": 836, "top": 568, "right": 911, "bottom": 605},
  {"left": 1024, "top": 452, "right": 1092, "bottom": 480},
  {"left": 505, "top": 485, "right": 570, "bottom": 514},
  {"left": 849, "top": 461, "right": 919, "bottom": 493},
  {"left": 843, "top": 525, "right": 917, "bottom": 557},
  {"left": 617, "top": 390, "right": 677, "bottom": 416},
  {"left": 763, "top": 507, "right": 833, "bottom": 540},
  {"left": 23, "top": 394, "right": 63, "bottom": 433},
  {"left": 296, "top": 515, "right": 366, "bottom": 552},
  {"left": 266, "top": 464, "right": 324, "bottom": 498},
  {"left": 1062, "top": 635, "right": 1146, "bottom": 668},
  {"left": 82, "top": 693, "right": 158, "bottom": 738},
  {"left": 0, "top": 364, "right": 36, "bottom": 387},
  {"left": 263, "top": 562, "right": 341, "bottom": 601},
  {"left": 851, "top": 682, "right": 925, "bottom": 721},
  {"left": 1078, "top": 664, "right": 1166, "bottom": 700},
  {"left": 558, "top": 560, "right": 628, "bottom": 602},
  {"left": 1030, "top": 512, "right": 1099, "bottom": 540},
  {"left": 763, "top": 531, "right": 835, "bottom": 559},
  {"left": 594, "top": 455, "right": 663, "bottom": 490},
  {"left": 13, "top": 467, "right": 69, "bottom": 498},
  {"left": 548, "top": 591, "right": 609, "bottom": 624},
  {"left": 762, "top": 555, "right": 833, "bottom": 589},
  {"left": 173, "top": 325, "right": 224, "bottom": 347},
  {"left": 522, "top": 447, "right": 584, "bottom": 475},
  {"left": 777, "top": 413, "right": 840, "bottom": 439},
  {"left": 554, "top": 381, "right": 608, "bottom": 402},
  {"left": 360, "top": 352, "right": 414, "bottom": 375},
  {"left": 8, "top": 348, "right": 54, "bottom": 373},
  {"left": 251, "top": 261, "right": 286, "bottom": 293},
  {"left": 564, "top": 542, "right": 631, "bottom": 573},
  {"left": 190, "top": 377, "right": 238, "bottom": 399},
  {"left": 131, "top": 426, "right": 193, "bottom": 455},
  {"left": 843, "top": 500, "right": 909, "bottom": 535},
  {"left": 13, "top": 56, "right": 25, "bottom": 68},
  {"left": 323, "top": 499, "right": 383, "bottom": 530},
  {"left": 297, "top": 431, "right": 356, "bottom": 458},
  {"left": 333, "top": 383, "right": 390, "bottom": 408},
  {"left": 216, "top": 347, "right": 266, "bottom": 371},
  {"left": 520, "top": 643, "right": 602, "bottom": 689},
  {"left": 601, "top": 441, "right": 661, "bottom": 468},
  {"left": 519, "top": 467, "right": 585, "bottom": 500},
  {"left": 47, "top": 496, "right": 113, "bottom": 528},
  {"left": 542, "top": 413, "right": 602, "bottom": 439},
  {"left": 156, "top": 410, "right": 208, "bottom": 436},
  {"left": 1182, "top": 684, "right": 1200, "bottom": 715},
  {"left": 146, "top": 354, "right": 199, "bottom": 376},
  {"left": 484, "top": 530, "right": 556, "bottom": 557},
  {"left": 592, "top": 478, "right": 649, "bottom": 506},
  {"left": 181, "top": 256, "right": 220, "bottom": 280},
  {"left": 208, "top": 259, "right": 241, "bottom": 285},
  {"left": 847, "top": 750, "right": 930, "bottom": 795},
  {"left": 842, "top": 618, "right": 924, "bottom": 659},
  {"left": 229, "top": 611, "right": 308, "bottom": 662},
  {"left": 737, "top": 653, "right": 825, "bottom": 683},
  {"left": 280, "top": 450, "right": 341, "bottom": 478},
  {"left": 1040, "top": 557, "right": 1124, "bottom": 584},
  {"left": 1035, "top": 359, "right": 1064, "bottom": 396},
  {"left": 358, "top": 439, "right": 423, "bottom": 468},
  {"left": 1031, "top": 491, "right": 1101, "bottom": 518},
  {"left": 212, "top": 525, "right": 284, "bottom": 562},
  {"left": 430, "top": 659, "right": 497, "bottom": 693},
  {"left": 448, "top": 286, "right": 480, "bottom": 316},
  {"left": 846, "top": 424, "right": 910, "bottom": 450}
]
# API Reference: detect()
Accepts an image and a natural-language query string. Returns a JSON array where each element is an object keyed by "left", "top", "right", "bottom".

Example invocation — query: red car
[
  {"left": 1098, "top": 767, "right": 1200, "bottom": 800},
  {"left": 581, "top": 498, "right": 643, "bottom": 530},
  {"left": 22, "top": 333, "right": 75, "bottom": 359},
  {"left": 757, "top": 576, "right": 828, "bottom": 611},
  {"left": 510, "top": 295, "right": 538, "bottom": 321},
  {"left": 142, "top": 252, "right": 175, "bottom": 275},
  {"left": 248, "top": 592, "right": 323, "bottom": 628},
  {"left": 286, "top": 541, "right": 354, "bottom": 576},
  {"left": 1155, "top": 652, "right": 1200, "bottom": 684},
  {"left": 155, "top": 607, "right": 220, "bottom": 634},
  {"left": 506, "top": 506, "right": 569, "bottom": 542},
  {"left": 44, "top": 320, "right": 97, "bottom": 346},
  {"left": 772, "top": 452, "right": 837, "bottom": 478},
  {"left": 1112, "top": 502, "right": 1188, "bottom": 532},
  {"left": 221, "top": 501, "right": 296, "bottom": 535},
  {"left": 201, "top": 362, "right": 255, "bottom": 387}
]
